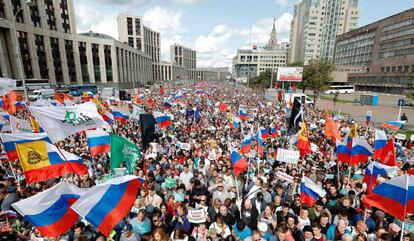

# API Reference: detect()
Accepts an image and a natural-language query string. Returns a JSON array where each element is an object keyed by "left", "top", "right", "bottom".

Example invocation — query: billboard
[{"left": 277, "top": 67, "right": 303, "bottom": 82}]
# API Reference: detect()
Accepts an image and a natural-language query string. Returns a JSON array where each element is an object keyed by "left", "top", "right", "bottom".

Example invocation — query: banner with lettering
[
  {"left": 29, "top": 102, "right": 109, "bottom": 143},
  {"left": 187, "top": 209, "right": 207, "bottom": 223}
]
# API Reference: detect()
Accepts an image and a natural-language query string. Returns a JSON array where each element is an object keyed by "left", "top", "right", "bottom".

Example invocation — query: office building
[
  {"left": 333, "top": 8, "right": 414, "bottom": 93},
  {"left": 170, "top": 43, "right": 196, "bottom": 69},
  {"left": 233, "top": 22, "right": 287, "bottom": 80},
  {"left": 153, "top": 61, "right": 188, "bottom": 82},
  {"left": 117, "top": 13, "right": 160, "bottom": 63},
  {"left": 289, "top": 0, "right": 359, "bottom": 64},
  {"left": 0, "top": 0, "right": 153, "bottom": 88}
]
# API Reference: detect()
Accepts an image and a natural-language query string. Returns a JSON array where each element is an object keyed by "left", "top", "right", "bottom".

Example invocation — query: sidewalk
[{"left": 316, "top": 99, "right": 414, "bottom": 129}]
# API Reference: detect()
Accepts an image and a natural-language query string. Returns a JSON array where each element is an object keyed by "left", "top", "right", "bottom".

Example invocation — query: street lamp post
[{"left": 0, "top": 3, "right": 32, "bottom": 100}]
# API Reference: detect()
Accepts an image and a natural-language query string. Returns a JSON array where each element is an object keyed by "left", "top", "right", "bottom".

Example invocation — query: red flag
[
  {"left": 379, "top": 139, "right": 397, "bottom": 166},
  {"left": 219, "top": 103, "right": 228, "bottom": 113},
  {"left": 275, "top": 82, "right": 279, "bottom": 89},
  {"left": 160, "top": 86, "right": 165, "bottom": 95},
  {"left": 148, "top": 98, "right": 155, "bottom": 109},
  {"left": 292, "top": 83, "right": 297, "bottom": 92}
]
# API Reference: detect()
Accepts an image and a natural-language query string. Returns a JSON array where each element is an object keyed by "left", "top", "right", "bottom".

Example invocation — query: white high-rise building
[
  {"left": 170, "top": 43, "right": 196, "bottom": 69},
  {"left": 289, "top": 0, "right": 359, "bottom": 64},
  {"left": 117, "top": 13, "right": 160, "bottom": 63}
]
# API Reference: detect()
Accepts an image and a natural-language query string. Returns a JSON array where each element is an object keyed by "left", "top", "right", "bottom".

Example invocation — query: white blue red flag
[
  {"left": 86, "top": 129, "right": 111, "bottom": 157},
  {"left": 300, "top": 176, "right": 326, "bottom": 207}
]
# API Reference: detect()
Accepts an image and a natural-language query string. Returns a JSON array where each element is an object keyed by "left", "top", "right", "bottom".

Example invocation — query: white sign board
[
  {"left": 276, "top": 148, "right": 300, "bottom": 164},
  {"left": 276, "top": 171, "right": 294, "bottom": 183},
  {"left": 187, "top": 209, "right": 207, "bottom": 223},
  {"left": 277, "top": 67, "right": 303, "bottom": 82}
]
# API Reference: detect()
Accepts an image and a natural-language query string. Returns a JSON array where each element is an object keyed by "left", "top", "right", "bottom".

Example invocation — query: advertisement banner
[{"left": 277, "top": 67, "right": 303, "bottom": 82}]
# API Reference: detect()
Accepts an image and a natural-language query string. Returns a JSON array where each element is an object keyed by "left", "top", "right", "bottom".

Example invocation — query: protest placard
[
  {"left": 276, "top": 148, "right": 300, "bottom": 164},
  {"left": 187, "top": 209, "right": 207, "bottom": 223},
  {"left": 276, "top": 171, "right": 294, "bottom": 183}
]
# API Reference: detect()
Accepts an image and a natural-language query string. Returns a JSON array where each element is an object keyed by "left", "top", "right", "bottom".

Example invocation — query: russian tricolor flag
[
  {"left": 350, "top": 137, "right": 374, "bottom": 165},
  {"left": 256, "top": 131, "right": 265, "bottom": 156},
  {"left": 86, "top": 129, "right": 110, "bottom": 157},
  {"left": 363, "top": 174, "right": 414, "bottom": 221},
  {"left": 300, "top": 176, "right": 326, "bottom": 207},
  {"left": 366, "top": 111, "right": 372, "bottom": 126},
  {"left": 363, "top": 161, "right": 398, "bottom": 193},
  {"left": 112, "top": 108, "right": 130, "bottom": 124},
  {"left": 230, "top": 148, "right": 249, "bottom": 176},
  {"left": 101, "top": 111, "right": 114, "bottom": 124},
  {"left": 231, "top": 116, "right": 241, "bottom": 129},
  {"left": 374, "top": 129, "right": 387, "bottom": 159},
  {"left": 336, "top": 139, "right": 351, "bottom": 163},
  {"left": 163, "top": 102, "right": 172, "bottom": 109},
  {"left": 71, "top": 175, "right": 143, "bottom": 236},
  {"left": 12, "top": 182, "right": 86, "bottom": 237},
  {"left": 240, "top": 135, "right": 253, "bottom": 154},
  {"left": 260, "top": 128, "right": 269, "bottom": 139},
  {"left": 239, "top": 107, "right": 248, "bottom": 120},
  {"left": 381, "top": 121, "right": 406, "bottom": 131},
  {"left": 271, "top": 127, "right": 279, "bottom": 138},
  {"left": 153, "top": 111, "right": 172, "bottom": 128},
  {"left": 0, "top": 132, "right": 51, "bottom": 161}
]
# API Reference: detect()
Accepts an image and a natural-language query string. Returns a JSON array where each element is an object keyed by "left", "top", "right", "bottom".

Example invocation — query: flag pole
[{"left": 8, "top": 161, "right": 20, "bottom": 189}]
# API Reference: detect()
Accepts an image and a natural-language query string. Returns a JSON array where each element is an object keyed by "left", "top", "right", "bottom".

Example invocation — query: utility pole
[{"left": 247, "top": 24, "right": 252, "bottom": 87}]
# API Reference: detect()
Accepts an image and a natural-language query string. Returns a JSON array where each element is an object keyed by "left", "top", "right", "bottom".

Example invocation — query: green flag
[{"left": 110, "top": 134, "right": 141, "bottom": 173}]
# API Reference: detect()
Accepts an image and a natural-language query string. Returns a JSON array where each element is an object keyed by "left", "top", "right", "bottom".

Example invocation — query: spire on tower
[{"left": 272, "top": 17, "right": 276, "bottom": 33}]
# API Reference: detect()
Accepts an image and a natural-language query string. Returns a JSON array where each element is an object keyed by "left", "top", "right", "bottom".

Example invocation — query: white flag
[
  {"left": 28, "top": 101, "right": 110, "bottom": 143},
  {"left": 10, "top": 116, "right": 33, "bottom": 133}
]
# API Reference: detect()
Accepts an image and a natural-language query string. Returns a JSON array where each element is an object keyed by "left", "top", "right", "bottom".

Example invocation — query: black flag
[
  {"left": 288, "top": 98, "right": 303, "bottom": 131},
  {"left": 140, "top": 114, "right": 159, "bottom": 150}
]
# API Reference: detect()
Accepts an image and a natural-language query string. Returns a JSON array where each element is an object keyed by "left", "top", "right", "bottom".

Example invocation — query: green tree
[
  {"left": 250, "top": 69, "right": 272, "bottom": 88},
  {"left": 303, "top": 58, "right": 335, "bottom": 108}
]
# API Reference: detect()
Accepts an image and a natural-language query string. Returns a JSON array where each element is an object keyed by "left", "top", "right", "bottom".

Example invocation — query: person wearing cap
[
  {"left": 120, "top": 223, "right": 140, "bottom": 241},
  {"left": 387, "top": 223, "right": 401, "bottom": 240},
  {"left": 210, "top": 181, "right": 230, "bottom": 204},
  {"left": 257, "top": 222, "right": 277, "bottom": 241},
  {"left": 302, "top": 225, "right": 313, "bottom": 241}
]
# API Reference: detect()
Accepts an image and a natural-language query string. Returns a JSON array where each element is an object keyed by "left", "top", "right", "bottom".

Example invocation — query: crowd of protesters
[{"left": 0, "top": 81, "right": 412, "bottom": 241}]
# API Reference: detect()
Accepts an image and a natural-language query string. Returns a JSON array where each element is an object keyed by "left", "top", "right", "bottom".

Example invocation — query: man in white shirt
[{"left": 179, "top": 164, "right": 193, "bottom": 189}]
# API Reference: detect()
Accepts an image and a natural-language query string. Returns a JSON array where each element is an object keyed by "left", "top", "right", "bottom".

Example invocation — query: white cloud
[
  {"left": 169, "top": 0, "right": 207, "bottom": 4},
  {"left": 195, "top": 25, "right": 232, "bottom": 54},
  {"left": 275, "top": 0, "right": 288, "bottom": 6},
  {"left": 75, "top": 4, "right": 118, "bottom": 38},
  {"left": 239, "top": 12, "right": 293, "bottom": 47},
  {"left": 143, "top": 6, "right": 183, "bottom": 32}
]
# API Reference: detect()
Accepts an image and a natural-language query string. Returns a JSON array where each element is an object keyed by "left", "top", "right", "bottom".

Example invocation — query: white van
[
  {"left": 29, "top": 89, "right": 55, "bottom": 101},
  {"left": 284, "top": 93, "right": 314, "bottom": 106},
  {"left": 101, "top": 87, "right": 119, "bottom": 99}
]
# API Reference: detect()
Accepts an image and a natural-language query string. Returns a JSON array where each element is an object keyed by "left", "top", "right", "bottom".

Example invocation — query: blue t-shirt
[
  {"left": 232, "top": 224, "right": 252, "bottom": 240},
  {"left": 130, "top": 217, "right": 152, "bottom": 236}
]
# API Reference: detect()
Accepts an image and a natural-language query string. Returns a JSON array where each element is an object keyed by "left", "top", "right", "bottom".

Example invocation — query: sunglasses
[{"left": 200, "top": 199, "right": 206, "bottom": 202}]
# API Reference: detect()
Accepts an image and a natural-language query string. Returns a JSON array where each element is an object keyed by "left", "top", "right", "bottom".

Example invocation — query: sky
[{"left": 74, "top": 0, "right": 414, "bottom": 69}]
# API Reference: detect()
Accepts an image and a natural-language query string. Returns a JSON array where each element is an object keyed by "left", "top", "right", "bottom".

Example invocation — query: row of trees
[{"left": 249, "top": 58, "right": 335, "bottom": 105}]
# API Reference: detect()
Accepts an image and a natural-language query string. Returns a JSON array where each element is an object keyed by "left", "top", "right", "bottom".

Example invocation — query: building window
[
  {"left": 29, "top": 3, "right": 41, "bottom": 27},
  {"left": 35, "top": 35, "right": 48, "bottom": 79},
  {"left": 91, "top": 44, "right": 100, "bottom": 82},
  {"left": 404, "top": 65, "right": 409, "bottom": 72},
  {"left": 381, "top": 67, "right": 385, "bottom": 72},
  {"left": 78, "top": 42, "right": 89, "bottom": 82},
  {"left": 64, "top": 40, "right": 76, "bottom": 83},
  {"left": 104, "top": 45, "right": 112, "bottom": 82},
  {"left": 392, "top": 66, "right": 396, "bottom": 72},
  {"left": 127, "top": 17, "right": 133, "bottom": 35},
  {"left": 60, "top": 0, "right": 71, "bottom": 33},
  {"left": 45, "top": 0, "right": 57, "bottom": 31},
  {"left": 17, "top": 31, "right": 33, "bottom": 78},
  {"left": 135, "top": 18, "right": 141, "bottom": 36},
  {"left": 136, "top": 38, "right": 142, "bottom": 51},
  {"left": 12, "top": 0, "right": 24, "bottom": 23},
  {"left": 50, "top": 37, "right": 63, "bottom": 83},
  {"left": 128, "top": 37, "right": 133, "bottom": 47},
  {"left": 0, "top": 0, "right": 5, "bottom": 18}
]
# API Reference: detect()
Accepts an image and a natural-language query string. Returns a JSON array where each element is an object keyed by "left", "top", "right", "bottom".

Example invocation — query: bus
[
  {"left": 68, "top": 84, "right": 98, "bottom": 96},
  {"left": 324, "top": 85, "right": 355, "bottom": 94},
  {"left": 15, "top": 79, "right": 50, "bottom": 90}
]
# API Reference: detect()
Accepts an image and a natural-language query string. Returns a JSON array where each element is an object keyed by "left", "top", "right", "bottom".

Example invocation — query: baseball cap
[
  {"left": 123, "top": 223, "right": 133, "bottom": 232},
  {"left": 258, "top": 222, "right": 268, "bottom": 232},
  {"left": 389, "top": 223, "right": 401, "bottom": 233}
]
